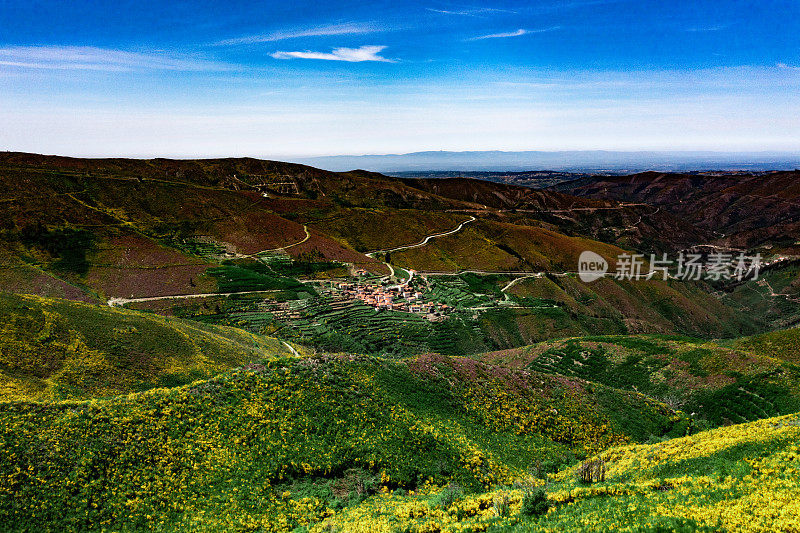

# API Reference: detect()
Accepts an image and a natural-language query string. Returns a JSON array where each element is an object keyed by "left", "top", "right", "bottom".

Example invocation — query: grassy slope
[
  {"left": 722, "top": 262, "right": 800, "bottom": 331},
  {"left": 505, "top": 274, "right": 758, "bottom": 339},
  {"left": 388, "top": 219, "right": 625, "bottom": 272},
  {"left": 302, "top": 207, "right": 468, "bottom": 253},
  {"left": 324, "top": 412, "right": 800, "bottom": 532},
  {"left": 0, "top": 353, "right": 689, "bottom": 532},
  {"left": 515, "top": 274, "right": 745, "bottom": 343},
  {"left": 730, "top": 327, "right": 800, "bottom": 364},
  {"left": 0, "top": 293, "right": 299, "bottom": 401},
  {"left": 479, "top": 332, "right": 800, "bottom": 428}
]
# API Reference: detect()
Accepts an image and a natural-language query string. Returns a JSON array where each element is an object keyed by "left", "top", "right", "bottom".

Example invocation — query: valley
[{"left": 2, "top": 153, "right": 800, "bottom": 531}]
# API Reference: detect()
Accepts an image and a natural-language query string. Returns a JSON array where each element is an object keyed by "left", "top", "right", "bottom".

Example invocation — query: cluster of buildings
[{"left": 326, "top": 279, "right": 451, "bottom": 319}]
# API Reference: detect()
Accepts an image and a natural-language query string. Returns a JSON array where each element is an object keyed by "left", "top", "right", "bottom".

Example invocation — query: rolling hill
[
  {"left": 0, "top": 293, "right": 300, "bottom": 401},
  {"left": 2, "top": 152, "right": 800, "bottom": 532},
  {"left": 479, "top": 331, "right": 800, "bottom": 428},
  {"left": 325, "top": 412, "right": 800, "bottom": 531},
  {"left": 1, "top": 152, "right": 764, "bottom": 353},
  {"left": 0, "top": 152, "right": 707, "bottom": 290},
  {"left": 4, "top": 347, "right": 798, "bottom": 531},
  {"left": 0, "top": 352, "right": 690, "bottom": 531}
]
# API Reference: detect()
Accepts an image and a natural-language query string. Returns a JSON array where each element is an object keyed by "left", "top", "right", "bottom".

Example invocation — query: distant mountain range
[{"left": 294, "top": 150, "right": 800, "bottom": 173}]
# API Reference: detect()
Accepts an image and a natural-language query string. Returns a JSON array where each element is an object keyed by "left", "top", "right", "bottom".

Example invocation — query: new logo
[{"left": 578, "top": 251, "right": 608, "bottom": 282}]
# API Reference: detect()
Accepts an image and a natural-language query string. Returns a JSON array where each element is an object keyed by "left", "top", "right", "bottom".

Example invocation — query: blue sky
[{"left": 1, "top": 0, "right": 798, "bottom": 157}]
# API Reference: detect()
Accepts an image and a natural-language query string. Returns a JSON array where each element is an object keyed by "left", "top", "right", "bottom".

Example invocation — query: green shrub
[
  {"left": 530, "top": 455, "right": 575, "bottom": 479},
  {"left": 208, "top": 263, "right": 308, "bottom": 293},
  {"left": 20, "top": 225, "right": 95, "bottom": 275},
  {"left": 493, "top": 493, "right": 510, "bottom": 517},
  {"left": 431, "top": 483, "right": 463, "bottom": 509},
  {"left": 521, "top": 488, "right": 550, "bottom": 517},
  {"left": 331, "top": 468, "right": 380, "bottom": 505}
]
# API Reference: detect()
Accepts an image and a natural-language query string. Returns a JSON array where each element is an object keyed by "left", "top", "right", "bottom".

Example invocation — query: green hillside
[
  {"left": 324, "top": 412, "right": 800, "bottom": 532},
  {"left": 2, "top": 154, "right": 800, "bottom": 532},
  {"left": 722, "top": 261, "right": 800, "bottom": 331},
  {"left": 480, "top": 333, "right": 800, "bottom": 428},
  {"left": 0, "top": 293, "right": 300, "bottom": 401},
  {"left": 501, "top": 273, "right": 758, "bottom": 338},
  {"left": 0, "top": 353, "right": 689, "bottom": 532},
  {"left": 728, "top": 325, "right": 800, "bottom": 364}
]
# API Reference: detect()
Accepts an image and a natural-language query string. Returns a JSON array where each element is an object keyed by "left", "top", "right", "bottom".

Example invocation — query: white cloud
[
  {"left": 685, "top": 24, "right": 730, "bottom": 32},
  {"left": 214, "top": 22, "right": 382, "bottom": 46},
  {"left": 270, "top": 45, "right": 393, "bottom": 62},
  {"left": 426, "top": 7, "right": 516, "bottom": 16},
  {"left": 468, "top": 29, "right": 527, "bottom": 40},
  {"left": 0, "top": 46, "right": 226, "bottom": 71},
  {"left": 466, "top": 27, "right": 561, "bottom": 40}
]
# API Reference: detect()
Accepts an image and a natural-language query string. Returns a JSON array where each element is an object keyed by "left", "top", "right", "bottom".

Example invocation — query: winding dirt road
[
  {"left": 107, "top": 290, "right": 282, "bottom": 307},
  {"left": 366, "top": 216, "right": 476, "bottom": 256}
]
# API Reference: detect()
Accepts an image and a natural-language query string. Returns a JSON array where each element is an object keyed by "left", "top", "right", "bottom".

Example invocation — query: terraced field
[
  {"left": 480, "top": 333, "right": 800, "bottom": 428},
  {"left": 189, "top": 294, "right": 490, "bottom": 356}
]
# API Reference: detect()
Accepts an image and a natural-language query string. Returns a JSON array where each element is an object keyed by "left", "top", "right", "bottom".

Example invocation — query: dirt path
[
  {"left": 366, "top": 216, "right": 476, "bottom": 256},
  {"left": 445, "top": 203, "right": 649, "bottom": 214},
  {"left": 254, "top": 225, "right": 311, "bottom": 255},
  {"left": 500, "top": 274, "right": 545, "bottom": 292},
  {"left": 281, "top": 341, "right": 300, "bottom": 357},
  {"left": 364, "top": 216, "right": 476, "bottom": 282},
  {"left": 419, "top": 270, "right": 578, "bottom": 277},
  {"left": 107, "top": 290, "right": 282, "bottom": 307}
]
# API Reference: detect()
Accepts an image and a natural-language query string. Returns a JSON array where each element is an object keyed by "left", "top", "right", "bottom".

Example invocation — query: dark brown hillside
[
  {"left": 398, "top": 176, "right": 711, "bottom": 252},
  {"left": 0, "top": 154, "right": 394, "bottom": 299},
  {"left": 0, "top": 153, "right": 765, "bottom": 350},
  {"left": 397, "top": 176, "right": 615, "bottom": 210},
  {"left": 0, "top": 152, "right": 475, "bottom": 210},
  {"left": 1, "top": 152, "right": 709, "bottom": 255},
  {"left": 561, "top": 171, "right": 800, "bottom": 250}
]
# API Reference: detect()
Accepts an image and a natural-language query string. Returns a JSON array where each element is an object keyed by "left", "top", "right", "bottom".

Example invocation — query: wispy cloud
[
  {"left": 466, "top": 26, "right": 561, "bottom": 40},
  {"left": 214, "top": 22, "right": 383, "bottom": 46},
  {"left": 0, "top": 46, "right": 227, "bottom": 71},
  {"left": 470, "top": 29, "right": 528, "bottom": 40},
  {"left": 427, "top": 7, "right": 516, "bottom": 16},
  {"left": 429, "top": 1, "right": 621, "bottom": 17},
  {"left": 685, "top": 24, "right": 730, "bottom": 32},
  {"left": 777, "top": 62, "right": 800, "bottom": 71},
  {"left": 535, "top": 0, "right": 629, "bottom": 11},
  {"left": 270, "top": 45, "right": 394, "bottom": 62}
]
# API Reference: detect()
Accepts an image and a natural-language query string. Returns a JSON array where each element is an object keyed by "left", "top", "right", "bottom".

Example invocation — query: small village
[{"left": 317, "top": 270, "right": 453, "bottom": 320}]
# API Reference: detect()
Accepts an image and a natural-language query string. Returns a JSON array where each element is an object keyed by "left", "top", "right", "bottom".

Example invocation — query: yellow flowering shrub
[
  {"left": 0, "top": 352, "right": 688, "bottom": 531},
  {"left": 0, "top": 293, "right": 300, "bottom": 402}
]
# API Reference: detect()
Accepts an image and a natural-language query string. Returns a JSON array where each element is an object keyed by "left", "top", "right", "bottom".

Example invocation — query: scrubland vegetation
[{"left": 2, "top": 155, "right": 800, "bottom": 531}]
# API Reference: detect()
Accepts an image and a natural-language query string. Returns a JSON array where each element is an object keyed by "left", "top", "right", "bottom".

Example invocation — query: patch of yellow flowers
[
  {"left": 312, "top": 413, "right": 800, "bottom": 532},
  {"left": 311, "top": 486, "right": 535, "bottom": 533},
  {"left": 541, "top": 412, "right": 800, "bottom": 532}
]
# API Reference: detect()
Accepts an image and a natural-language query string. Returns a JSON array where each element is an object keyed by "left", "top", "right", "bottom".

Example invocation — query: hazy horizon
[
  {"left": 7, "top": 148, "right": 800, "bottom": 175},
  {"left": 293, "top": 149, "right": 800, "bottom": 172}
]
